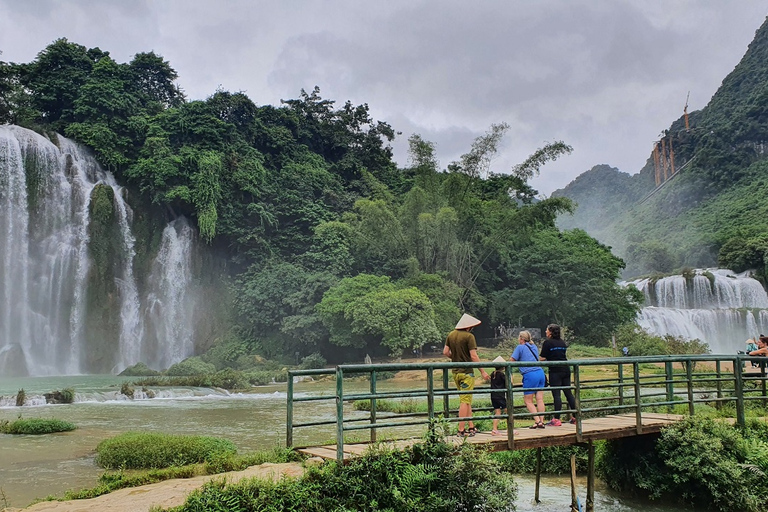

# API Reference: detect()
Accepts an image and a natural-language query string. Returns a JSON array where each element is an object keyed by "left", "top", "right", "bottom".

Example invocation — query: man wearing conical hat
[{"left": 443, "top": 313, "right": 490, "bottom": 437}]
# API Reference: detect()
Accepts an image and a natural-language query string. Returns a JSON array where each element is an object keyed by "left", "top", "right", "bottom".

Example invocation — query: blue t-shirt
[{"left": 511, "top": 343, "right": 542, "bottom": 374}]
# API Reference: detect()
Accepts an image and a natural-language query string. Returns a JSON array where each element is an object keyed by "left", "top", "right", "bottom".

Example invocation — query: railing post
[
  {"left": 762, "top": 363, "right": 767, "bottom": 400},
  {"left": 443, "top": 369, "right": 450, "bottom": 418},
  {"left": 336, "top": 366, "right": 345, "bottom": 461},
  {"left": 370, "top": 369, "right": 377, "bottom": 443},
  {"left": 506, "top": 365, "right": 514, "bottom": 449},
  {"left": 617, "top": 362, "right": 624, "bottom": 406},
  {"left": 686, "top": 360, "right": 694, "bottom": 417},
  {"left": 633, "top": 362, "right": 642, "bottom": 434},
  {"left": 715, "top": 360, "right": 722, "bottom": 410},
  {"left": 735, "top": 356, "right": 745, "bottom": 426},
  {"left": 286, "top": 371, "right": 294, "bottom": 448},
  {"left": 665, "top": 361, "right": 673, "bottom": 411},
  {"left": 574, "top": 363, "right": 582, "bottom": 442},
  {"left": 427, "top": 367, "right": 435, "bottom": 429}
]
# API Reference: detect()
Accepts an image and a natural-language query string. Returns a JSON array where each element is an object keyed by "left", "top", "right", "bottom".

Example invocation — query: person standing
[
  {"left": 540, "top": 324, "right": 577, "bottom": 426},
  {"left": 490, "top": 356, "right": 507, "bottom": 435},
  {"left": 510, "top": 330, "right": 547, "bottom": 429},
  {"left": 444, "top": 313, "right": 490, "bottom": 437}
]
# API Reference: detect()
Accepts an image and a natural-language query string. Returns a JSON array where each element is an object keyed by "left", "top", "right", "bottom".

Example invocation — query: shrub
[
  {"left": 95, "top": 432, "right": 237, "bottom": 469},
  {"left": 119, "top": 362, "right": 161, "bottom": 376},
  {"left": 299, "top": 352, "right": 327, "bottom": 370},
  {"left": 15, "top": 388, "right": 25, "bottom": 407},
  {"left": 176, "top": 436, "right": 517, "bottom": 512},
  {"left": 597, "top": 417, "right": 768, "bottom": 512},
  {"left": 165, "top": 357, "right": 216, "bottom": 376},
  {"left": 0, "top": 418, "right": 76, "bottom": 435}
]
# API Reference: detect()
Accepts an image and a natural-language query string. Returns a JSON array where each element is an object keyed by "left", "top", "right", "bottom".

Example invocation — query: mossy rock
[{"left": 119, "top": 362, "right": 162, "bottom": 376}]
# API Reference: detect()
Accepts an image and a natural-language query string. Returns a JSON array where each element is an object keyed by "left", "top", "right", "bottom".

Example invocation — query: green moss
[{"left": 84, "top": 184, "right": 124, "bottom": 372}]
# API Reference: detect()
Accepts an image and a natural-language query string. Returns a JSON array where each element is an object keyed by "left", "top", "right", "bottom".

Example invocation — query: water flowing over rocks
[
  {"left": 0, "top": 126, "right": 207, "bottom": 376},
  {"left": 624, "top": 269, "right": 768, "bottom": 353}
]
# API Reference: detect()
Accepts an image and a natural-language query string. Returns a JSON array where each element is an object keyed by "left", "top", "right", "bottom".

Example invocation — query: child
[{"left": 490, "top": 356, "right": 519, "bottom": 435}]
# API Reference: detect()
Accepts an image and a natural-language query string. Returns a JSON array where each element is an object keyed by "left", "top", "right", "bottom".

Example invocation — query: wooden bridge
[{"left": 286, "top": 355, "right": 767, "bottom": 511}]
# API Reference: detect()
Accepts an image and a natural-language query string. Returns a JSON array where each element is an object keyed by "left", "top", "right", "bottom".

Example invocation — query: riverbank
[{"left": 1, "top": 462, "right": 306, "bottom": 512}]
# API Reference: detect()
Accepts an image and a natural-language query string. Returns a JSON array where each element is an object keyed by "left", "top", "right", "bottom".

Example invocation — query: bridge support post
[
  {"left": 535, "top": 447, "right": 541, "bottom": 504},
  {"left": 586, "top": 441, "right": 595, "bottom": 512}
]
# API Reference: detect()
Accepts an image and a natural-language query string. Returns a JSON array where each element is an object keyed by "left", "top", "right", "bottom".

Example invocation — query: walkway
[{"left": 299, "top": 413, "right": 684, "bottom": 460}]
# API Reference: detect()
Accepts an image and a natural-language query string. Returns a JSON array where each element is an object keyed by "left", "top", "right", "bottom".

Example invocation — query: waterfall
[
  {"left": 0, "top": 125, "right": 202, "bottom": 376},
  {"left": 625, "top": 269, "right": 768, "bottom": 353},
  {"left": 143, "top": 218, "right": 198, "bottom": 370}
]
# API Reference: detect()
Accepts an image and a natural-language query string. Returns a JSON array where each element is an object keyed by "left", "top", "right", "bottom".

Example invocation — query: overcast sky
[{"left": 1, "top": 1, "right": 766, "bottom": 194}]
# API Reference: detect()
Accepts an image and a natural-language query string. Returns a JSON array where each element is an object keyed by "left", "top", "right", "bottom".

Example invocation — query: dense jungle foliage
[
  {"left": 555, "top": 16, "right": 768, "bottom": 281},
  {"left": 0, "top": 39, "right": 642, "bottom": 364},
  {"left": 598, "top": 417, "right": 768, "bottom": 512}
]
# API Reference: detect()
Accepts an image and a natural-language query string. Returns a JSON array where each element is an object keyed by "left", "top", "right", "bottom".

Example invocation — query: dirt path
[{"left": 2, "top": 462, "right": 306, "bottom": 512}]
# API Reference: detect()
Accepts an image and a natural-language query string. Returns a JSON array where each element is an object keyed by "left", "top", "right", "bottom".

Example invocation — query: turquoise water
[{"left": 0, "top": 376, "right": 688, "bottom": 510}]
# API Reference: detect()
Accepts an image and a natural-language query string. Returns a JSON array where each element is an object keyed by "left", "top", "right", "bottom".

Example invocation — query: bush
[
  {"left": 0, "top": 418, "right": 76, "bottom": 435},
  {"left": 119, "top": 362, "right": 161, "bottom": 376},
  {"left": 176, "top": 437, "right": 517, "bottom": 512},
  {"left": 597, "top": 417, "right": 768, "bottom": 512},
  {"left": 95, "top": 432, "right": 237, "bottom": 469},
  {"left": 166, "top": 357, "right": 216, "bottom": 376},
  {"left": 615, "top": 324, "right": 710, "bottom": 356},
  {"left": 299, "top": 352, "right": 327, "bottom": 369},
  {"left": 15, "top": 388, "right": 25, "bottom": 406}
]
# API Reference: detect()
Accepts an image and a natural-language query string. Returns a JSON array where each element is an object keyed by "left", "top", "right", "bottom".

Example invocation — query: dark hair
[{"left": 547, "top": 324, "right": 561, "bottom": 340}]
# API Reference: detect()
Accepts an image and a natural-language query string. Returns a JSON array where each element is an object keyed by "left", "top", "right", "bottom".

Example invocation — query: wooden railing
[{"left": 287, "top": 355, "right": 768, "bottom": 460}]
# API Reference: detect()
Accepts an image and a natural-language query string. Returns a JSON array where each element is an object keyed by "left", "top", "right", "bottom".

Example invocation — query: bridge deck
[{"left": 298, "top": 413, "right": 685, "bottom": 460}]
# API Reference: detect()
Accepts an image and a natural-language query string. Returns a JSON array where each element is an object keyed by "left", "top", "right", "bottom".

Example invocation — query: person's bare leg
[
  {"left": 459, "top": 402, "right": 471, "bottom": 431},
  {"left": 492, "top": 408, "right": 501, "bottom": 432},
  {"left": 524, "top": 394, "right": 538, "bottom": 425},
  {"left": 535, "top": 391, "right": 546, "bottom": 424}
]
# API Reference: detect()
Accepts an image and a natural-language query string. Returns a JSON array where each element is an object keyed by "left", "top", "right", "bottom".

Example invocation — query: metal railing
[{"left": 286, "top": 355, "right": 768, "bottom": 460}]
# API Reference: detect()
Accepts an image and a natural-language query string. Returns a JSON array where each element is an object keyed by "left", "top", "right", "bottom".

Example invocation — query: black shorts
[{"left": 491, "top": 393, "right": 506, "bottom": 410}]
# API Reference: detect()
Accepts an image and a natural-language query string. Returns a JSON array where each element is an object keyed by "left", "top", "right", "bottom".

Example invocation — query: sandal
[
  {"left": 457, "top": 429, "right": 467, "bottom": 437},
  {"left": 468, "top": 426, "right": 478, "bottom": 435},
  {"left": 529, "top": 423, "right": 539, "bottom": 429},
  {"left": 491, "top": 429, "right": 501, "bottom": 436},
  {"left": 536, "top": 422, "right": 546, "bottom": 429}
]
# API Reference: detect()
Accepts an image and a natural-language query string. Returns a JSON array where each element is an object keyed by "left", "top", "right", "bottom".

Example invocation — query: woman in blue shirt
[{"left": 510, "top": 330, "right": 547, "bottom": 429}]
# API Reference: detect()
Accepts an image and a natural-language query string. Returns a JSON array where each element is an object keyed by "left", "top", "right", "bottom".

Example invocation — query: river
[{"left": 1, "top": 375, "right": 686, "bottom": 510}]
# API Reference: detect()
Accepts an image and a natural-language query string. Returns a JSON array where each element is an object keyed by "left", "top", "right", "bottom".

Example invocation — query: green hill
[{"left": 555, "top": 16, "right": 768, "bottom": 280}]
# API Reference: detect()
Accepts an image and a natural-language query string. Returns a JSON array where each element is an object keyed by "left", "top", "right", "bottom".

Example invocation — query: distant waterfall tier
[
  {"left": 625, "top": 269, "right": 768, "bottom": 354},
  {"left": 0, "top": 125, "right": 202, "bottom": 376}
]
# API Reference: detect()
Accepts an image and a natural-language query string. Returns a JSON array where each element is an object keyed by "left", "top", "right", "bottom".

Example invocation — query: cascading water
[
  {"left": 0, "top": 125, "right": 203, "bottom": 376},
  {"left": 626, "top": 269, "right": 768, "bottom": 353},
  {"left": 142, "top": 218, "right": 198, "bottom": 370}
]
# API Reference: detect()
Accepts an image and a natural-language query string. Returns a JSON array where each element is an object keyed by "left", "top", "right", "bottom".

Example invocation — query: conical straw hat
[
  {"left": 455, "top": 313, "right": 481, "bottom": 329},
  {"left": 492, "top": 356, "right": 506, "bottom": 363}
]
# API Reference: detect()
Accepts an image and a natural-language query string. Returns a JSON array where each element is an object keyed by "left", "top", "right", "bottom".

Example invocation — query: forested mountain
[
  {"left": 0, "top": 39, "right": 641, "bottom": 369},
  {"left": 555, "top": 16, "right": 768, "bottom": 281}
]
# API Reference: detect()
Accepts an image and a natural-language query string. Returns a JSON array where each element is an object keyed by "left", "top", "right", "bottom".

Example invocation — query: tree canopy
[{"left": 0, "top": 39, "right": 642, "bottom": 362}]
